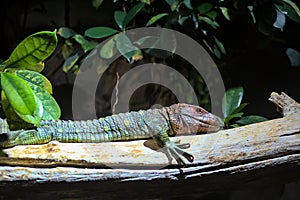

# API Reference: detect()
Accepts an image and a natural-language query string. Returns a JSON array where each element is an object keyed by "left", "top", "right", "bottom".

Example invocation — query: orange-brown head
[{"left": 167, "top": 103, "right": 221, "bottom": 135}]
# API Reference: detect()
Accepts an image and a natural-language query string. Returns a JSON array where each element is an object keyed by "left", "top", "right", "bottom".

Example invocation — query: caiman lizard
[{"left": 0, "top": 103, "right": 220, "bottom": 165}]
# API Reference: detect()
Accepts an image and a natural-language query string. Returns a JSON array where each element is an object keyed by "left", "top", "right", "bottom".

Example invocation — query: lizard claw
[
  {"left": 174, "top": 140, "right": 190, "bottom": 149},
  {"left": 164, "top": 141, "right": 194, "bottom": 166}
]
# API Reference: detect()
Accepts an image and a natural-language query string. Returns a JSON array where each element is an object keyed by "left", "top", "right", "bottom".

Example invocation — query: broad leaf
[
  {"left": 5, "top": 30, "right": 57, "bottom": 69},
  {"left": 142, "top": 30, "right": 176, "bottom": 58},
  {"left": 133, "top": 36, "right": 160, "bottom": 46},
  {"left": 236, "top": 115, "right": 268, "bottom": 125},
  {"left": 286, "top": 48, "right": 300, "bottom": 67},
  {"left": 58, "top": 27, "right": 76, "bottom": 39},
  {"left": 25, "top": 62, "right": 45, "bottom": 72},
  {"left": 231, "top": 103, "right": 248, "bottom": 115},
  {"left": 27, "top": 82, "right": 61, "bottom": 120},
  {"left": 92, "top": 0, "right": 104, "bottom": 9},
  {"left": 248, "top": 6, "right": 256, "bottom": 23},
  {"left": 62, "top": 53, "right": 80, "bottom": 73},
  {"left": 123, "top": 3, "right": 145, "bottom": 28},
  {"left": 115, "top": 33, "right": 141, "bottom": 62},
  {"left": 15, "top": 70, "right": 53, "bottom": 93},
  {"left": 97, "top": 59, "right": 110, "bottom": 74},
  {"left": 114, "top": 11, "right": 126, "bottom": 30},
  {"left": 213, "top": 45, "right": 221, "bottom": 59},
  {"left": 100, "top": 38, "right": 116, "bottom": 59},
  {"left": 214, "top": 36, "right": 226, "bottom": 55},
  {"left": 85, "top": 27, "right": 119, "bottom": 39},
  {"left": 62, "top": 41, "right": 74, "bottom": 59},
  {"left": 222, "top": 86, "right": 244, "bottom": 118},
  {"left": 273, "top": 9, "right": 286, "bottom": 31},
  {"left": 206, "top": 11, "right": 217, "bottom": 20},
  {"left": 1, "top": 72, "right": 43, "bottom": 124},
  {"left": 140, "top": 0, "right": 150, "bottom": 4},
  {"left": 224, "top": 112, "right": 244, "bottom": 125},
  {"left": 1, "top": 92, "right": 35, "bottom": 130},
  {"left": 274, "top": 0, "right": 300, "bottom": 23},
  {"left": 198, "top": 3, "right": 213, "bottom": 14},
  {"left": 166, "top": 0, "right": 181, "bottom": 11},
  {"left": 183, "top": 0, "right": 201, "bottom": 10},
  {"left": 179, "top": 13, "right": 199, "bottom": 30},
  {"left": 72, "top": 34, "right": 98, "bottom": 52},
  {"left": 146, "top": 13, "right": 168, "bottom": 26},
  {"left": 220, "top": 7, "right": 231, "bottom": 21},
  {"left": 198, "top": 16, "right": 219, "bottom": 29}
]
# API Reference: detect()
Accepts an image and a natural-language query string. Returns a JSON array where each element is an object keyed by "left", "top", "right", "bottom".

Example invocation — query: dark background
[{"left": 0, "top": 0, "right": 300, "bottom": 199}]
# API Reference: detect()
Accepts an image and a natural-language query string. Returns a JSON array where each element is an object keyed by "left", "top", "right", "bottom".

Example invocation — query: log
[{"left": 0, "top": 92, "right": 300, "bottom": 185}]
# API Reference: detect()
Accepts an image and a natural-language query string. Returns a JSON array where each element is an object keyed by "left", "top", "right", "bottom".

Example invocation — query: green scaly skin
[{"left": 0, "top": 103, "right": 220, "bottom": 165}]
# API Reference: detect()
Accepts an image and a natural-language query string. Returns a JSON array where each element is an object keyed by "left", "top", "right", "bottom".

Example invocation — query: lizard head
[{"left": 168, "top": 103, "right": 221, "bottom": 135}]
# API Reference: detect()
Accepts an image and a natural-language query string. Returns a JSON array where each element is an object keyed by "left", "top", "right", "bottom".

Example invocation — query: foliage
[
  {"left": 222, "top": 87, "right": 268, "bottom": 128},
  {"left": 57, "top": 0, "right": 300, "bottom": 73},
  {"left": 56, "top": 0, "right": 300, "bottom": 116},
  {"left": 0, "top": 30, "right": 60, "bottom": 129}
]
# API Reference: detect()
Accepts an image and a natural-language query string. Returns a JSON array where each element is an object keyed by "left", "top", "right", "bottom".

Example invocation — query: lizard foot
[{"left": 163, "top": 141, "right": 194, "bottom": 166}]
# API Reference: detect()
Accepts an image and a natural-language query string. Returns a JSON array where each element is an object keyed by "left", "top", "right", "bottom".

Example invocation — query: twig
[{"left": 112, "top": 72, "right": 120, "bottom": 114}]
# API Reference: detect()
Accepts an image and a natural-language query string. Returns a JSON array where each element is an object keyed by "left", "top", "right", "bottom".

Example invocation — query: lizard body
[{"left": 0, "top": 103, "right": 220, "bottom": 165}]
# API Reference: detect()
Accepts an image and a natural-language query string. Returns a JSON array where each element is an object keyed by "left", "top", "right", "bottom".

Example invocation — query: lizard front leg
[{"left": 153, "top": 131, "right": 194, "bottom": 166}]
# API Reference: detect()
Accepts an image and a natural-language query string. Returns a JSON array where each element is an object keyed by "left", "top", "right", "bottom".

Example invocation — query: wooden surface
[{"left": 0, "top": 92, "right": 300, "bottom": 183}]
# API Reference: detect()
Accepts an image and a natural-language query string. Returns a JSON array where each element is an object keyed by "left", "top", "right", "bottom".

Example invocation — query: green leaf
[
  {"left": 248, "top": 6, "right": 256, "bottom": 23},
  {"left": 5, "top": 30, "right": 57, "bottom": 69},
  {"left": 273, "top": 9, "right": 286, "bottom": 31},
  {"left": 230, "top": 124, "right": 240, "bottom": 128},
  {"left": 213, "top": 45, "right": 221, "bottom": 59},
  {"left": 220, "top": 7, "right": 231, "bottom": 21},
  {"left": 214, "top": 36, "right": 226, "bottom": 55},
  {"left": 1, "top": 91, "right": 35, "bottom": 130},
  {"left": 96, "top": 59, "right": 110, "bottom": 74},
  {"left": 206, "top": 11, "right": 217, "bottom": 20},
  {"left": 72, "top": 34, "right": 98, "bottom": 52},
  {"left": 198, "top": 16, "right": 219, "bottom": 29},
  {"left": 146, "top": 13, "right": 168, "bottom": 26},
  {"left": 222, "top": 86, "right": 244, "bottom": 118},
  {"left": 140, "top": 0, "right": 150, "bottom": 4},
  {"left": 143, "top": 29, "right": 176, "bottom": 58},
  {"left": 179, "top": 13, "right": 199, "bottom": 30},
  {"left": 62, "top": 41, "right": 74, "bottom": 59},
  {"left": 14, "top": 70, "right": 53, "bottom": 94},
  {"left": 274, "top": 0, "right": 300, "bottom": 23},
  {"left": 25, "top": 62, "right": 45, "bottom": 72},
  {"left": 115, "top": 33, "right": 141, "bottom": 62},
  {"left": 231, "top": 103, "right": 248, "bottom": 115},
  {"left": 183, "top": 0, "right": 201, "bottom": 10},
  {"left": 134, "top": 36, "right": 159, "bottom": 46},
  {"left": 123, "top": 3, "right": 145, "bottom": 28},
  {"left": 62, "top": 53, "right": 80, "bottom": 73},
  {"left": 224, "top": 112, "right": 244, "bottom": 126},
  {"left": 100, "top": 38, "right": 116, "bottom": 59},
  {"left": 198, "top": 3, "right": 213, "bottom": 14},
  {"left": 92, "top": 0, "right": 104, "bottom": 9},
  {"left": 114, "top": 11, "right": 127, "bottom": 30},
  {"left": 166, "top": 0, "right": 181, "bottom": 11},
  {"left": 236, "top": 115, "right": 268, "bottom": 125},
  {"left": 26, "top": 82, "right": 61, "bottom": 120},
  {"left": 1, "top": 72, "right": 43, "bottom": 124},
  {"left": 286, "top": 48, "right": 300, "bottom": 67},
  {"left": 85, "top": 27, "right": 119, "bottom": 39},
  {"left": 58, "top": 27, "right": 76, "bottom": 39}
]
